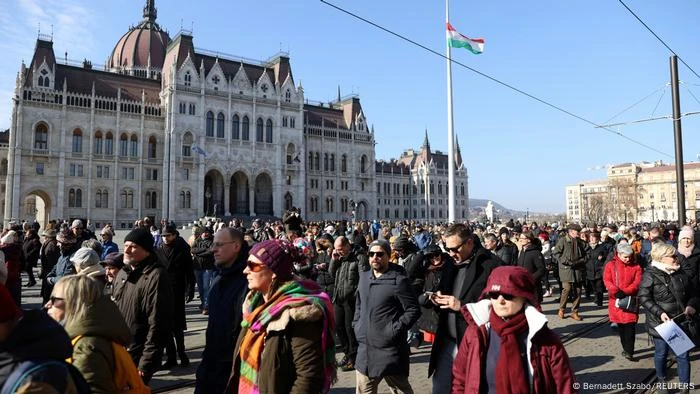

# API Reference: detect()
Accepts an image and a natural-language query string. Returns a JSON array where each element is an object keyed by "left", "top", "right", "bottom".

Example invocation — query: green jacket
[{"left": 65, "top": 295, "right": 132, "bottom": 394}]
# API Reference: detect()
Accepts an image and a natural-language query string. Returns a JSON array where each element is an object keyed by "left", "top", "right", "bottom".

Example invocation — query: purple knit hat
[{"left": 249, "top": 239, "right": 299, "bottom": 281}]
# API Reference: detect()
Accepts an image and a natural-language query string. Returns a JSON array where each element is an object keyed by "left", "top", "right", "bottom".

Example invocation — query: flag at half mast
[{"left": 446, "top": 22, "right": 484, "bottom": 54}]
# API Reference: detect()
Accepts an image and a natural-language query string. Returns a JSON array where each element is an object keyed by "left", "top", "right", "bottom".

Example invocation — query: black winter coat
[
  {"left": 313, "top": 252, "right": 334, "bottom": 298},
  {"left": 112, "top": 254, "right": 173, "bottom": 375},
  {"left": 585, "top": 242, "right": 610, "bottom": 280},
  {"left": 516, "top": 246, "right": 546, "bottom": 283},
  {"left": 638, "top": 265, "right": 700, "bottom": 338},
  {"left": 679, "top": 246, "right": 700, "bottom": 288},
  {"left": 191, "top": 237, "right": 215, "bottom": 271},
  {"left": 417, "top": 256, "right": 450, "bottom": 334},
  {"left": 495, "top": 243, "right": 518, "bottom": 266},
  {"left": 22, "top": 235, "right": 41, "bottom": 268},
  {"left": 353, "top": 264, "right": 420, "bottom": 378},
  {"left": 195, "top": 245, "right": 249, "bottom": 394},
  {"left": 401, "top": 250, "right": 426, "bottom": 296},
  {"left": 426, "top": 245, "right": 500, "bottom": 377},
  {"left": 158, "top": 236, "right": 196, "bottom": 331},
  {"left": 330, "top": 251, "right": 369, "bottom": 303}
]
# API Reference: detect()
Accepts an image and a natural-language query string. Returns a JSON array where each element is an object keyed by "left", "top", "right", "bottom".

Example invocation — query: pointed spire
[
  {"left": 143, "top": 0, "right": 157, "bottom": 23},
  {"left": 337, "top": 85, "right": 341, "bottom": 102},
  {"left": 422, "top": 128, "right": 431, "bottom": 152},
  {"left": 454, "top": 135, "right": 463, "bottom": 168}
]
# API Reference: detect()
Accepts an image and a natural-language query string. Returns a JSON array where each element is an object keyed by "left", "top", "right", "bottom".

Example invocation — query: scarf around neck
[
  {"left": 238, "top": 279, "right": 336, "bottom": 394},
  {"left": 489, "top": 309, "right": 530, "bottom": 394},
  {"left": 651, "top": 261, "right": 680, "bottom": 275}
]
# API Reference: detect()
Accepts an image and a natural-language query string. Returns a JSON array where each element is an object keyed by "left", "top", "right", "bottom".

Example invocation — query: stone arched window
[
  {"left": 232, "top": 115, "right": 240, "bottom": 140},
  {"left": 242, "top": 116, "right": 250, "bottom": 140},
  {"left": 105, "top": 132, "right": 114, "bottom": 155},
  {"left": 94, "top": 131, "right": 103, "bottom": 154},
  {"left": 69, "top": 188, "right": 82, "bottom": 208},
  {"left": 147, "top": 136, "right": 157, "bottom": 159},
  {"left": 119, "top": 134, "right": 128, "bottom": 156},
  {"left": 206, "top": 111, "right": 215, "bottom": 137},
  {"left": 96, "top": 189, "right": 109, "bottom": 208},
  {"left": 360, "top": 155, "right": 367, "bottom": 173},
  {"left": 129, "top": 135, "right": 138, "bottom": 157},
  {"left": 324, "top": 154, "right": 329, "bottom": 172},
  {"left": 330, "top": 154, "right": 335, "bottom": 172},
  {"left": 217, "top": 112, "right": 225, "bottom": 138},
  {"left": 341, "top": 154, "right": 347, "bottom": 173},
  {"left": 145, "top": 191, "right": 157, "bottom": 209},
  {"left": 180, "top": 191, "right": 192, "bottom": 209},
  {"left": 182, "top": 132, "right": 193, "bottom": 156},
  {"left": 34, "top": 123, "right": 48, "bottom": 150},
  {"left": 120, "top": 189, "right": 134, "bottom": 208},
  {"left": 265, "top": 119, "right": 273, "bottom": 143},
  {"left": 256, "top": 118, "right": 264, "bottom": 142},
  {"left": 72, "top": 129, "right": 82, "bottom": 153}
]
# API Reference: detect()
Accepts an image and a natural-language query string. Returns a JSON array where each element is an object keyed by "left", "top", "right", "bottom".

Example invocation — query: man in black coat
[
  {"left": 585, "top": 231, "right": 610, "bottom": 306},
  {"left": 353, "top": 240, "right": 420, "bottom": 392},
  {"left": 195, "top": 228, "right": 249, "bottom": 394},
  {"left": 392, "top": 236, "right": 425, "bottom": 346},
  {"left": 424, "top": 223, "right": 500, "bottom": 394}
]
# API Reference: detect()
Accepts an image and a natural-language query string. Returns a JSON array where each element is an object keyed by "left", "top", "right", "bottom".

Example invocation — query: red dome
[{"left": 108, "top": 1, "right": 170, "bottom": 72}]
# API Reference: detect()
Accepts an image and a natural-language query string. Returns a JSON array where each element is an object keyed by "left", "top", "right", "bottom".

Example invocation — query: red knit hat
[
  {"left": 0, "top": 284, "right": 22, "bottom": 323},
  {"left": 249, "top": 239, "right": 297, "bottom": 281},
  {"left": 482, "top": 266, "right": 539, "bottom": 308}
]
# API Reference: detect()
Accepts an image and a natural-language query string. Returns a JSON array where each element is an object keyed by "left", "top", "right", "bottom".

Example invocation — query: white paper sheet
[{"left": 655, "top": 319, "right": 695, "bottom": 355}]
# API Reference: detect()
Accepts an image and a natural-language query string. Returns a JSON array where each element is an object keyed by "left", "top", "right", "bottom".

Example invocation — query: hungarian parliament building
[{"left": 0, "top": 1, "right": 469, "bottom": 229}]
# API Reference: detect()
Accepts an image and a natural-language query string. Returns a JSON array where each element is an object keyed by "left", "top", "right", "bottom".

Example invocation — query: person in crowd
[
  {"left": 45, "top": 229, "right": 80, "bottom": 298},
  {"left": 112, "top": 227, "right": 173, "bottom": 384},
  {"left": 0, "top": 283, "right": 91, "bottom": 393},
  {"left": 39, "top": 229, "right": 61, "bottom": 303},
  {"left": 22, "top": 229, "right": 40, "bottom": 287},
  {"left": 678, "top": 226, "right": 700, "bottom": 283},
  {"left": 99, "top": 227, "right": 118, "bottom": 260},
  {"left": 412, "top": 224, "right": 433, "bottom": 251},
  {"left": 586, "top": 230, "right": 610, "bottom": 307},
  {"left": 641, "top": 225, "right": 661, "bottom": 264},
  {"left": 425, "top": 224, "right": 500, "bottom": 394},
  {"left": 353, "top": 240, "right": 420, "bottom": 393},
  {"left": 100, "top": 251, "right": 123, "bottom": 296},
  {"left": 251, "top": 218, "right": 268, "bottom": 242},
  {"left": 226, "top": 239, "right": 336, "bottom": 394},
  {"left": 495, "top": 227, "right": 517, "bottom": 265},
  {"left": 516, "top": 231, "right": 546, "bottom": 303},
  {"left": 70, "top": 219, "right": 96, "bottom": 244},
  {"left": 191, "top": 226, "right": 216, "bottom": 315},
  {"left": 539, "top": 232, "right": 555, "bottom": 297},
  {"left": 452, "top": 266, "right": 577, "bottom": 393},
  {"left": 314, "top": 237, "right": 335, "bottom": 298},
  {"left": 71, "top": 247, "right": 107, "bottom": 288},
  {"left": 553, "top": 224, "right": 587, "bottom": 321},
  {"left": 292, "top": 237, "right": 316, "bottom": 280},
  {"left": 158, "top": 224, "right": 196, "bottom": 369},
  {"left": 482, "top": 233, "right": 499, "bottom": 257},
  {"left": 195, "top": 227, "right": 250, "bottom": 394},
  {"left": 45, "top": 275, "right": 132, "bottom": 393},
  {"left": 330, "top": 235, "right": 369, "bottom": 371},
  {"left": 392, "top": 236, "right": 425, "bottom": 347},
  {"left": 638, "top": 243, "right": 699, "bottom": 394},
  {"left": 81, "top": 238, "right": 103, "bottom": 259},
  {"left": 1, "top": 231, "right": 24, "bottom": 306},
  {"left": 603, "top": 242, "right": 642, "bottom": 361},
  {"left": 417, "top": 244, "right": 450, "bottom": 346}
]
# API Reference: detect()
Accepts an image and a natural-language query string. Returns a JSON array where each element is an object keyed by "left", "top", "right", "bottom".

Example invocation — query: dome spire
[{"left": 143, "top": 0, "right": 157, "bottom": 23}]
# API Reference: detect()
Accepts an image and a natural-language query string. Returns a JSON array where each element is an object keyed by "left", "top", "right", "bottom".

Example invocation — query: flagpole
[{"left": 446, "top": 0, "right": 456, "bottom": 223}]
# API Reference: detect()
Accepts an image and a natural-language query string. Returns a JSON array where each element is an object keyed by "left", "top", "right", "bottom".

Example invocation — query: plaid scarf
[{"left": 238, "top": 279, "right": 336, "bottom": 394}]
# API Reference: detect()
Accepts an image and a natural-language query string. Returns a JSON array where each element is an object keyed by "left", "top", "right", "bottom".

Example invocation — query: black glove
[{"left": 615, "top": 290, "right": 626, "bottom": 299}]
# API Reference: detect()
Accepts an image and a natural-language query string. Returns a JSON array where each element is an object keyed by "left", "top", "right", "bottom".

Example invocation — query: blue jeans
[
  {"left": 194, "top": 269, "right": 216, "bottom": 309},
  {"left": 653, "top": 338, "right": 690, "bottom": 383},
  {"left": 432, "top": 338, "right": 458, "bottom": 394}
]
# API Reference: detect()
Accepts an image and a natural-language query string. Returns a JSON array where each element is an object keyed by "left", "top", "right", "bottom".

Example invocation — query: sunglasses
[
  {"left": 246, "top": 261, "right": 266, "bottom": 272},
  {"left": 49, "top": 295, "right": 65, "bottom": 304},
  {"left": 445, "top": 239, "right": 467, "bottom": 253},
  {"left": 368, "top": 251, "right": 386, "bottom": 258},
  {"left": 487, "top": 292, "right": 515, "bottom": 301}
]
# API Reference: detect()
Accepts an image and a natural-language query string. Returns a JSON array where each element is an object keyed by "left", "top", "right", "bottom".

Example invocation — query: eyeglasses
[
  {"left": 211, "top": 241, "right": 236, "bottom": 248},
  {"left": 487, "top": 292, "right": 514, "bottom": 301},
  {"left": 368, "top": 251, "right": 386, "bottom": 258},
  {"left": 49, "top": 295, "right": 65, "bottom": 305},
  {"left": 246, "top": 261, "right": 266, "bottom": 272},
  {"left": 445, "top": 239, "right": 467, "bottom": 253}
]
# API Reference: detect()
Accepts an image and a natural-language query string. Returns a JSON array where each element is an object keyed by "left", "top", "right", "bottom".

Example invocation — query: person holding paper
[
  {"left": 638, "top": 243, "right": 700, "bottom": 394},
  {"left": 603, "top": 242, "right": 642, "bottom": 361}
]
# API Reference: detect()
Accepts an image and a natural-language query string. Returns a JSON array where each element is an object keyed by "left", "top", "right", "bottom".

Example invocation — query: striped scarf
[{"left": 238, "top": 279, "right": 336, "bottom": 394}]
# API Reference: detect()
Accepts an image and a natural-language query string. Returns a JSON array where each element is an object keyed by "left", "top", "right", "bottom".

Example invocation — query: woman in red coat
[
  {"left": 452, "top": 266, "right": 577, "bottom": 394},
  {"left": 603, "top": 242, "right": 642, "bottom": 361}
]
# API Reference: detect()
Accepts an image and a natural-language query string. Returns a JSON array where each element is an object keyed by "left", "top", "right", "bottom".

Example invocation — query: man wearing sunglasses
[
  {"left": 353, "top": 240, "right": 420, "bottom": 393},
  {"left": 425, "top": 223, "right": 500, "bottom": 394}
]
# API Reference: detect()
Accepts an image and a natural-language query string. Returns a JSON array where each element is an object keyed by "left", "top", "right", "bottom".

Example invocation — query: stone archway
[
  {"left": 355, "top": 200, "right": 368, "bottom": 221},
  {"left": 230, "top": 171, "right": 250, "bottom": 215},
  {"left": 254, "top": 173, "right": 273, "bottom": 215},
  {"left": 204, "top": 169, "right": 225, "bottom": 217},
  {"left": 24, "top": 190, "right": 51, "bottom": 229}
]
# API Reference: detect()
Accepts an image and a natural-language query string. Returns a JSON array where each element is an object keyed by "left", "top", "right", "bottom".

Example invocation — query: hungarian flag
[{"left": 446, "top": 22, "right": 484, "bottom": 54}]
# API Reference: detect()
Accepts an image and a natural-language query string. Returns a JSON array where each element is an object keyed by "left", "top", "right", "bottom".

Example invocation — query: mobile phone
[{"left": 425, "top": 291, "right": 434, "bottom": 298}]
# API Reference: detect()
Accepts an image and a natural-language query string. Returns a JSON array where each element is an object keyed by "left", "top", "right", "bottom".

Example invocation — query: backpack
[
  {"left": 71, "top": 336, "right": 151, "bottom": 394},
  {"left": 1, "top": 359, "right": 91, "bottom": 394}
]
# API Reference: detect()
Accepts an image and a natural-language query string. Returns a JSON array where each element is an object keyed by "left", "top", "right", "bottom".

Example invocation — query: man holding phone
[{"left": 425, "top": 224, "right": 500, "bottom": 394}]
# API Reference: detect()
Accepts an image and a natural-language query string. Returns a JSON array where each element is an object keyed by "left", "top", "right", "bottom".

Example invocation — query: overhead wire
[
  {"left": 319, "top": 0, "right": 672, "bottom": 158},
  {"left": 602, "top": 84, "right": 667, "bottom": 124},
  {"left": 617, "top": 0, "right": 700, "bottom": 80}
]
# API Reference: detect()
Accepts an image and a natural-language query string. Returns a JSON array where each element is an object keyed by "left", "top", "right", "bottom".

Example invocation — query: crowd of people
[{"left": 1, "top": 214, "right": 699, "bottom": 393}]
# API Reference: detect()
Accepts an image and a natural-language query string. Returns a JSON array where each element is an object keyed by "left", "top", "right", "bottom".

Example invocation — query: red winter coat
[
  {"left": 603, "top": 254, "right": 642, "bottom": 324},
  {"left": 452, "top": 300, "right": 578, "bottom": 394}
]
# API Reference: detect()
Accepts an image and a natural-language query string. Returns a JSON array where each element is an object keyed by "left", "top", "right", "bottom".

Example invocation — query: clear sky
[{"left": 2, "top": 0, "right": 700, "bottom": 213}]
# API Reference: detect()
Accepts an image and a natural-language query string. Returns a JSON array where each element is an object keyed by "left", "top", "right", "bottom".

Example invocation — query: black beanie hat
[{"left": 124, "top": 227, "right": 155, "bottom": 254}]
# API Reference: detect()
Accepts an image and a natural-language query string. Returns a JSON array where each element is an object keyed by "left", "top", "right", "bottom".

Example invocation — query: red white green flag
[{"left": 446, "top": 22, "right": 484, "bottom": 54}]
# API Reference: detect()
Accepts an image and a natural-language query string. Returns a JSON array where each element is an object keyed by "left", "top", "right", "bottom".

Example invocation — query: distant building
[{"left": 566, "top": 160, "right": 700, "bottom": 223}]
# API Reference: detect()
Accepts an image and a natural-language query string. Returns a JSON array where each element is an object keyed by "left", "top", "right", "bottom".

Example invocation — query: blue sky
[{"left": 2, "top": 0, "right": 700, "bottom": 213}]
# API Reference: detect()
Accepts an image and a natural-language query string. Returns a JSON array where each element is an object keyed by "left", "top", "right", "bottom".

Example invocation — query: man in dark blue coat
[
  {"left": 195, "top": 228, "right": 249, "bottom": 394},
  {"left": 353, "top": 240, "right": 420, "bottom": 393}
]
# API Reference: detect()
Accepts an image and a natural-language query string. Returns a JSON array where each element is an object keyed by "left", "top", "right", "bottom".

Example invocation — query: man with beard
[
  {"left": 44, "top": 229, "right": 79, "bottom": 298},
  {"left": 112, "top": 227, "right": 172, "bottom": 384},
  {"left": 195, "top": 227, "right": 249, "bottom": 394},
  {"left": 158, "top": 225, "right": 196, "bottom": 369}
]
